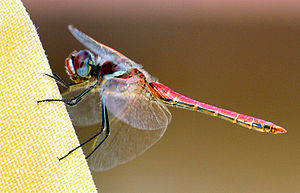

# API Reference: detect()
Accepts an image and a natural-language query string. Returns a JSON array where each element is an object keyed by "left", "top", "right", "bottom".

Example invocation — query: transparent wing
[
  {"left": 102, "top": 75, "right": 171, "bottom": 130},
  {"left": 87, "top": 76, "right": 171, "bottom": 171},
  {"left": 68, "top": 25, "right": 140, "bottom": 69},
  {"left": 88, "top": 102, "right": 171, "bottom": 171},
  {"left": 62, "top": 87, "right": 102, "bottom": 126}
]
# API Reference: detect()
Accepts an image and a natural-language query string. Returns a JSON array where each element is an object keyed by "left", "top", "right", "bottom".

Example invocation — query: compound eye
[
  {"left": 65, "top": 52, "right": 76, "bottom": 79},
  {"left": 74, "top": 50, "right": 94, "bottom": 77}
]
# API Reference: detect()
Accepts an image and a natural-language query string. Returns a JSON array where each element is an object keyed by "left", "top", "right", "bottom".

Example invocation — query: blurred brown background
[{"left": 23, "top": 0, "right": 299, "bottom": 192}]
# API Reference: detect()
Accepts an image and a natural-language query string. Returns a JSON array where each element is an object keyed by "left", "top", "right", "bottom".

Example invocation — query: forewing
[
  {"left": 62, "top": 87, "right": 101, "bottom": 126},
  {"left": 68, "top": 25, "right": 140, "bottom": 69}
]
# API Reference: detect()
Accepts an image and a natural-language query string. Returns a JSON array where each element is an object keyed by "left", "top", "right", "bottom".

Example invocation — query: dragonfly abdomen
[{"left": 149, "top": 82, "right": 286, "bottom": 134}]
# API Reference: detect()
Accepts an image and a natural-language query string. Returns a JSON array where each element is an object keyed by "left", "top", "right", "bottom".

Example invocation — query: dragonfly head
[{"left": 65, "top": 50, "right": 97, "bottom": 82}]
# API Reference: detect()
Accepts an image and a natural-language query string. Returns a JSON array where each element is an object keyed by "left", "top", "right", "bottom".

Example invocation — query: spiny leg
[
  {"left": 58, "top": 129, "right": 104, "bottom": 161},
  {"left": 85, "top": 104, "right": 110, "bottom": 160},
  {"left": 58, "top": 99, "right": 109, "bottom": 160},
  {"left": 37, "top": 80, "right": 99, "bottom": 106}
]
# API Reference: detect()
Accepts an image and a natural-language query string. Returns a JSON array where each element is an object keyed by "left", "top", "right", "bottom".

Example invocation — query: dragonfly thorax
[{"left": 99, "top": 61, "right": 119, "bottom": 76}]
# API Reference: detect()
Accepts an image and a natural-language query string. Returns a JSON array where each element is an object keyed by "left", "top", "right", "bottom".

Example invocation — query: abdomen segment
[{"left": 149, "top": 82, "right": 286, "bottom": 134}]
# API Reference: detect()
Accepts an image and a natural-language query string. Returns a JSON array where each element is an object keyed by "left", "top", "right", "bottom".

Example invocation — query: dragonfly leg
[
  {"left": 44, "top": 73, "right": 89, "bottom": 88},
  {"left": 37, "top": 81, "right": 98, "bottom": 106},
  {"left": 58, "top": 129, "right": 104, "bottom": 161},
  {"left": 85, "top": 104, "right": 110, "bottom": 160},
  {"left": 58, "top": 100, "right": 109, "bottom": 160}
]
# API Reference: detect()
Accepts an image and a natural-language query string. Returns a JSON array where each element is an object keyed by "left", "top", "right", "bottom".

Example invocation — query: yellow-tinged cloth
[{"left": 0, "top": 0, "right": 97, "bottom": 192}]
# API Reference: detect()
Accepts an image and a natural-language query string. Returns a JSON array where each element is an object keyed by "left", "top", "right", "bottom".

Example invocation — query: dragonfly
[{"left": 38, "top": 25, "right": 287, "bottom": 171}]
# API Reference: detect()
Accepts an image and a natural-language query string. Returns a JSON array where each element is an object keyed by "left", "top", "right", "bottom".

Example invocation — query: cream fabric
[{"left": 0, "top": 0, "right": 97, "bottom": 192}]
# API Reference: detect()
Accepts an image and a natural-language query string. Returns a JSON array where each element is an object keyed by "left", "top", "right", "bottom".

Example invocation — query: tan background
[{"left": 23, "top": 0, "right": 299, "bottom": 192}]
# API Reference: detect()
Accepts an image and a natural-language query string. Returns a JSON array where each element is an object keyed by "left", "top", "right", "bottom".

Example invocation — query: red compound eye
[{"left": 65, "top": 52, "right": 77, "bottom": 79}]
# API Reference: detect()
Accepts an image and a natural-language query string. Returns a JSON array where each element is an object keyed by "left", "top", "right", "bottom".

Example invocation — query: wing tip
[
  {"left": 68, "top": 24, "right": 74, "bottom": 30},
  {"left": 68, "top": 24, "right": 77, "bottom": 34}
]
